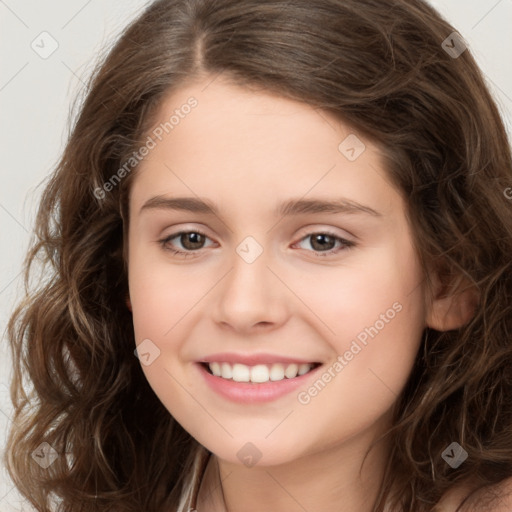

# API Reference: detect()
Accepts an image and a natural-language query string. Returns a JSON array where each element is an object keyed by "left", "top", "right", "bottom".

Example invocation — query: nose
[{"left": 212, "top": 243, "right": 290, "bottom": 334}]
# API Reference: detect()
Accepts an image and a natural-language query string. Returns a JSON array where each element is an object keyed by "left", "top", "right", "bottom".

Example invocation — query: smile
[
  {"left": 196, "top": 359, "right": 323, "bottom": 404},
  {"left": 204, "top": 362, "right": 320, "bottom": 383}
]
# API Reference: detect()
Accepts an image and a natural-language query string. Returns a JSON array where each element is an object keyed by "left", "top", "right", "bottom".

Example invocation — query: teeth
[
  {"left": 221, "top": 362, "right": 232, "bottom": 379},
  {"left": 210, "top": 362, "right": 221, "bottom": 376},
  {"left": 251, "top": 364, "right": 269, "bottom": 383},
  {"left": 270, "top": 364, "right": 285, "bottom": 381},
  {"left": 284, "top": 363, "right": 298, "bottom": 378},
  {"left": 232, "top": 363, "right": 250, "bottom": 382},
  {"left": 298, "top": 363, "right": 311, "bottom": 376},
  {"left": 207, "top": 362, "right": 316, "bottom": 383}
]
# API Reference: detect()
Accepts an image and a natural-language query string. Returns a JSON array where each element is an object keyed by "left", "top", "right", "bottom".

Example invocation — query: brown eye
[
  {"left": 178, "top": 232, "right": 206, "bottom": 250},
  {"left": 159, "top": 230, "right": 214, "bottom": 256},
  {"left": 294, "top": 231, "right": 355, "bottom": 257},
  {"left": 309, "top": 233, "right": 337, "bottom": 251}
]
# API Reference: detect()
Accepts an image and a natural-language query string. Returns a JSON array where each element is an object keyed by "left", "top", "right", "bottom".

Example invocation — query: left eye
[
  {"left": 293, "top": 232, "right": 355, "bottom": 255},
  {"left": 158, "top": 230, "right": 355, "bottom": 257}
]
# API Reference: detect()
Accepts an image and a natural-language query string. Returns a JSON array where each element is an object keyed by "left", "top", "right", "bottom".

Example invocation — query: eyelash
[{"left": 158, "top": 229, "right": 356, "bottom": 258}]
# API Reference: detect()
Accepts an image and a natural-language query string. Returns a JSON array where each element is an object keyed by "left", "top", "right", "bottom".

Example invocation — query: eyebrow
[{"left": 139, "top": 195, "right": 382, "bottom": 218}]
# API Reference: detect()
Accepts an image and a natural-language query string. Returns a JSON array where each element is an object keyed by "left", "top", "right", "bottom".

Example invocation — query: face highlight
[{"left": 126, "top": 76, "right": 428, "bottom": 470}]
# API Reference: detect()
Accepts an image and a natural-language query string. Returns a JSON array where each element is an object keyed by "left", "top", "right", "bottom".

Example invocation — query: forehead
[{"left": 129, "top": 77, "right": 401, "bottom": 221}]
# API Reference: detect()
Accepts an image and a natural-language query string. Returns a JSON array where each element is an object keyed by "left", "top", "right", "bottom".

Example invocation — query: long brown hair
[{"left": 5, "top": 0, "right": 512, "bottom": 510}]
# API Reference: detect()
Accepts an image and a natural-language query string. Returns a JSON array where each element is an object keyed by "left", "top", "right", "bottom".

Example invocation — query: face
[{"left": 126, "top": 76, "right": 428, "bottom": 467}]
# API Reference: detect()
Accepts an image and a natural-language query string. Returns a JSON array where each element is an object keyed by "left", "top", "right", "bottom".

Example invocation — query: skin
[{"left": 126, "top": 75, "right": 472, "bottom": 512}]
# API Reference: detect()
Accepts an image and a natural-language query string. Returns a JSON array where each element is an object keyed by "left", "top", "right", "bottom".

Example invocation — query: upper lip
[{"left": 198, "top": 352, "right": 320, "bottom": 365}]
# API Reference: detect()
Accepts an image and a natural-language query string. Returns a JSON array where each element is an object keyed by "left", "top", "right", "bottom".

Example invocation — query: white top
[{"left": 176, "top": 444, "right": 212, "bottom": 512}]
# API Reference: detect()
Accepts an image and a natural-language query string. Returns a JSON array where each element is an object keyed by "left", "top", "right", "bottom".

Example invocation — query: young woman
[{"left": 6, "top": 1, "right": 512, "bottom": 511}]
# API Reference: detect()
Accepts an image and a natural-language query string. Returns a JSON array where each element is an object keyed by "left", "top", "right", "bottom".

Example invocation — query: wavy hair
[{"left": 5, "top": 0, "right": 512, "bottom": 510}]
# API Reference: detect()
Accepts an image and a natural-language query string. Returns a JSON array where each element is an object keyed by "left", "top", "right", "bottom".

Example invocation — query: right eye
[{"left": 159, "top": 230, "right": 216, "bottom": 257}]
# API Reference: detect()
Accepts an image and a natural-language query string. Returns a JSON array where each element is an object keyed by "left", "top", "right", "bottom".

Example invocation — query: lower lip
[{"left": 196, "top": 363, "right": 322, "bottom": 404}]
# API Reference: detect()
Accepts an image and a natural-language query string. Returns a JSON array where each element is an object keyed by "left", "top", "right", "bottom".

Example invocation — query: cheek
[
  {"left": 291, "top": 240, "right": 425, "bottom": 342},
  {"left": 128, "top": 245, "right": 206, "bottom": 340},
  {"left": 128, "top": 260, "right": 204, "bottom": 423},
  {"left": 294, "top": 239, "right": 426, "bottom": 401},
  {"left": 128, "top": 249, "right": 214, "bottom": 387}
]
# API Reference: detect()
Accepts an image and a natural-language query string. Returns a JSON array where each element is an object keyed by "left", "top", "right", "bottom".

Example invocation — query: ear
[
  {"left": 126, "top": 294, "right": 132, "bottom": 312},
  {"left": 426, "top": 272, "right": 478, "bottom": 331}
]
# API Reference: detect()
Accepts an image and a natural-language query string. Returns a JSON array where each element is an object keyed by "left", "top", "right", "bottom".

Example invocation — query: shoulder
[{"left": 436, "top": 477, "right": 512, "bottom": 512}]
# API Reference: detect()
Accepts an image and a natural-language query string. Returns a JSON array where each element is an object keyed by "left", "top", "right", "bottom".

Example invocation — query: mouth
[
  {"left": 200, "top": 361, "right": 322, "bottom": 384},
  {"left": 195, "top": 353, "right": 325, "bottom": 403}
]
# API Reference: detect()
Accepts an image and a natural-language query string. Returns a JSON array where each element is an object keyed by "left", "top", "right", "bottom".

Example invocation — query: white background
[{"left": 1, "top": 0, "right": 511, "bottom": 509}]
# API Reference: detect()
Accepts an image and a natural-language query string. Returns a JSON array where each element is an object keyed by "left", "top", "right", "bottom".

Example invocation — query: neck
[{"left": 195, "top": 413, "right": 393, "bottom": 512}]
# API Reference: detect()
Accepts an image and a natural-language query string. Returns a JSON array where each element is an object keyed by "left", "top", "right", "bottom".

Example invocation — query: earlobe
[
  {"left": 426, "top": 275, "right": 478, "bottom": 331},
  {"left": 126, "top": 294, "right": 132, "bottom": 312},
  {"left": 426, "top": 293, "right": 475, "bottom": 331}
]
